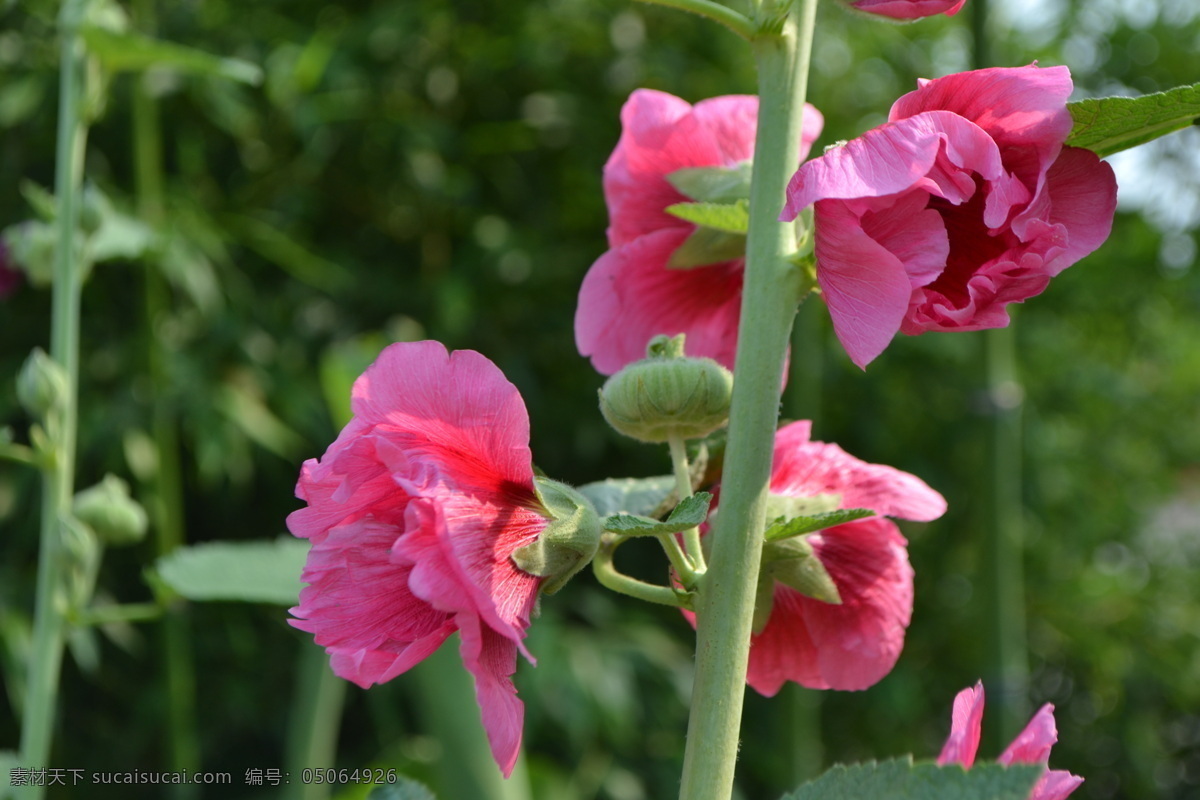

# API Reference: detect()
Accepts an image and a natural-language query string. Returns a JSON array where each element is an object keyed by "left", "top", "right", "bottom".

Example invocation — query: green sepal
[
  {"left": 1065, "top": 81, "right": 1200, "bottom": 158},
  {"left": 511, "top": 477, "right": 602, "bottom": 595},
  {"left": 762, "top": 536, "right": 841, "bottom": 606},
  {"left": 17, "top": 348, "right": 69, "bottom": 420},
  {"left": 602, "top": 491, "right": 713, "bottom": 537},
  {"left": 779, "top": 757, "right": 1042, "bottom": 800},
  {"left": 665, "top": 200, "right": 750, "bottom": 234},
  {"left": 667, "top": 226, "right": 748, "bottom": 269},
  {"left": 666, "top": 162, "right": 753, "bottom": 202},
  {"left": 763, "top": 508, "right": 875, "bottom": 542},
  {"left": 73, "top": 474, "right": 149, "bottom": 548}
]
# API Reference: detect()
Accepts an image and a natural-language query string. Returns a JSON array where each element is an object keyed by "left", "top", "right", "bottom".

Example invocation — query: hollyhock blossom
[
  {"left": 576, "top": 89, "right": 823, "bottom": 374},
  {"left": 939, "top": 683, "right": 1083, "bottom": 800},
  {"left": 690, "top": 420, "right": 946, "bottom": 693},
  {"left": 844, "top": 0, "right": 965, "bottom": 20},
  {"left": 781, "top": 65, "right": 1117, "bottom": 368},
  {"left": 288, "top": 341, "right": 561, "bottom": 776}
]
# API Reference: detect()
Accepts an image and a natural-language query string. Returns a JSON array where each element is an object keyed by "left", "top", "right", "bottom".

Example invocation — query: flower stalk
[
  {"left": 19, "top": 0, "right": 90, "bottom": 791},
  {"left": 677, "top": 1, "right": 819, "bottom": 798}
]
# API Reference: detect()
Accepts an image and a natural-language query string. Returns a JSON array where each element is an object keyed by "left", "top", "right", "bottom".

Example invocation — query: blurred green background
[{"left": 1, "top": 0, "right": 1198, "bottom": 798}]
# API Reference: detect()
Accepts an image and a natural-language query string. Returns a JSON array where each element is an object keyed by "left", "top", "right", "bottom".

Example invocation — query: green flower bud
[
  {"left": 598, "top": 334, "right": 733, "bottom": 443},
  {"left": 511, "top": 477, "right": 602, "bottom": 595},
  {"left": 17, "top": 348, "right": 69, "bottom": 420},
  {"left": 73, "top": 474, "right": 149, "bottom": 548}
]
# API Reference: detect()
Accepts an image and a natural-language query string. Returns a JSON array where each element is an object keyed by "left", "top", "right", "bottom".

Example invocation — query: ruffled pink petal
[
  {"left": 1032, "top": 147, "right": 1117, "bottom": 275},
  {"left": 605, "top": 91, "right": 756, "bottom": 246},
  {"left": 771, "top": 421, "right": 948, "bottom": 520},
  {"left": 848, "top": 0, "right": 966, "bottom": 18},
  {"left": 393, "top": 494, "right": 540, "bottom": 660},
  {"left": 1029, "top": 770, "right": 1084, "bottom": 800},
  {"left": 782, "top": 111, "right": 1003, "bottom": 220},
  {"left": 456, "top": 610, "right": 526, "bottom": 778},
  {"left": 999, "top": 703, "right": 1058, "bottom": 766},
  {"left": 289, "top": 517, "right": 456, "bottom": 688},
  {"left": 812, "top": 199, "right": 926, "bottom": 369},
  {"left": 349, "top": 341, "right": 535, "bottom": 490},
  {"left": 747, "top": 518, "right": 914, "bottom": 693},
  {"left": 888, "top": 66, "right": 1073, "bottom": 182},
  {"left": 574, "top": 227, "right": 744, "bottom": 374},
  {"left": 937, "top": 682, "right": 985, "bottom": 767}
]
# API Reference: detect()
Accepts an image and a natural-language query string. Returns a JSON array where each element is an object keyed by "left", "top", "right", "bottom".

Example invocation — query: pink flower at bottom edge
[
  {"left": 846, "top": 0, "right": 966, "bottom": 19},
  {"left": 287, "top": 340, "right": 550, "bottom": 777},
  {"left": 939, "top": 682, "right": 1084, "bottom": 800}
]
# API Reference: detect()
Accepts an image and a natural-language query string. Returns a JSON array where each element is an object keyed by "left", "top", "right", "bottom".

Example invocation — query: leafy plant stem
[
  {"left": 18, "top": 0, "right": 89, "bottom": 792},
  {"left": 677, "top": 0, "right": 817, "bottom": 797},
  {"left": 668, "top": 434, "right": 707, "bottom": 571},
  {"left": 634, "top": 0, "right": 756, "bottom": 39},
  {"left": 131, "top": 0, "right": 201, "bottom": 790}
]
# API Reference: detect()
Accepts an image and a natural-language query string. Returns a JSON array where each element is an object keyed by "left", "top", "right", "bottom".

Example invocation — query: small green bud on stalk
[
  {"left": 17, "top": 348, "right": 69, "bottom": 420},
  {"left": 512, "top": 477, "right": 602, "bottom": 595},
  {"left": 73, "top": 474, "right": 149, "bottom": 547},
  {"left": 598, "top": 334, "right": 733, "bottom": 443}
]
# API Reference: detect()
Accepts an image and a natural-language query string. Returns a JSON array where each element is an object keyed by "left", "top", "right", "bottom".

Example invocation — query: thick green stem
[
  {"left": 635, "top": 0, "right": 756, "bottom": 39},
  {"left": 284, "top": 646, "right": 348, "bottom": 800},
  {"left": 18, "top": 0, "right": 89, "bottom": 791},
  {"left": 677, "top": 2, "right": 817, "bottom": 798},
  {"left": 969, "top": 0, "right": 1028, "bottom": 748},
  {"left": 131, "top": 0, "right": 201, "bottom": 789}
]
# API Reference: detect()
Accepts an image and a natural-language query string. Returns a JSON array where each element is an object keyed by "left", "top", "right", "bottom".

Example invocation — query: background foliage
[{"left": 1, "top": 0, "right": 1198, "bottom": 798}]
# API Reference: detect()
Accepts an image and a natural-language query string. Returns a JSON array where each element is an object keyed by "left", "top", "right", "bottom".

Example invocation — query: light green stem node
[{"left": 511, "top": 477, "right": 602, "bottom": 595}]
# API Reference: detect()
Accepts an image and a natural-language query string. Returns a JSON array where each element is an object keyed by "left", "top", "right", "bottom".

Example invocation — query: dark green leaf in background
[{"left": 779, "top": 759, "right": 1041, "bottom": 800}]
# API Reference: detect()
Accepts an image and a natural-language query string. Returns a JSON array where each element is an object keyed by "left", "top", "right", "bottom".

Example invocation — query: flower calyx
[
  {"left": 754, "top": 535, "right": 841, "bottom": 633},
  {"left": 598, "top": 334, "right": 733, "bottom": 444},
  {"left": 73, "top": 474, "right": 149, "bottom": 547},
  {"left": 511, "top": 476, "right": 602, "bottom": 596}
]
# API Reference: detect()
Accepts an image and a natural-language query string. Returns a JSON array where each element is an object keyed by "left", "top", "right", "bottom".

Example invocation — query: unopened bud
[
  {"left": 511, "top": 477, "right": 602, "bottom": 595},
  {"left": 73, "top": 474, "right": 149, "bottom": 547},
  {"left": 598, "top": 335, "right": 733, "bottom": 443},
  {"left": 17, "top": 348, "right": 69, "bottom": 419}
]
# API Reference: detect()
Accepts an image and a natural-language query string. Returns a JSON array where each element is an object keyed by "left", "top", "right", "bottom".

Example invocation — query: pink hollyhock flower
[
  {"left": 939, "top": 683, "right": 1084, "bottom": 800},
  {"left": 689, "top": 420, "right": 946, "bottom": 693},
  {"left": 576, "top": 89, "right": 824, "bottom": 374},
  {"left": 288, "top": 340, "right": 550, "bottom": 777},
  {"left": 781, "top": 65, "right": 1117, "bottom": 368},
  {"left": 844, "top": 0, "right": 965, "bottom": 19}
]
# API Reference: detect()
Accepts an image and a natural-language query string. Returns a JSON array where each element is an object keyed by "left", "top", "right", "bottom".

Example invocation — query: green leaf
[
  {"left": 666, "top": 162, "right": 753, "bottom": 202},
  {"left": 763, "top": 508, "right": 876, "bottom": 541},
  {"left": 577, "top": 475, "right": 675, "bottom": 517},
  {"left": 779, "top": 758, "right": 1041, "bottom": 800},
  {"left": 364, "top": 779, "right": 436, "bottom": 800},
  {"left": 1065, "top": 82, "right": 1200, "bottom": 158},
  {"left": 667, "top": 226, "right": 747, "bottom": 269},
  {"left": 80, "top": 26, "right": 263, "bottom": 85},
  {"left": 154, "top": 537, "right": 309, "bottom": 605},
  {"left": 665, "top": 199, "right": 750, "bottom": 234},
  {"left": 603, "top": 492, "right": 712, "bottom": 536}
]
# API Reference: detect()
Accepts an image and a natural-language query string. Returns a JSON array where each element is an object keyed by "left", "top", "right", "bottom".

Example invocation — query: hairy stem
[
  {"left": 19, "top": 0, "right": 89, "bottom": 792},
  {"left": 677, "top": 0, "right": 818, "bottom": 797}
]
